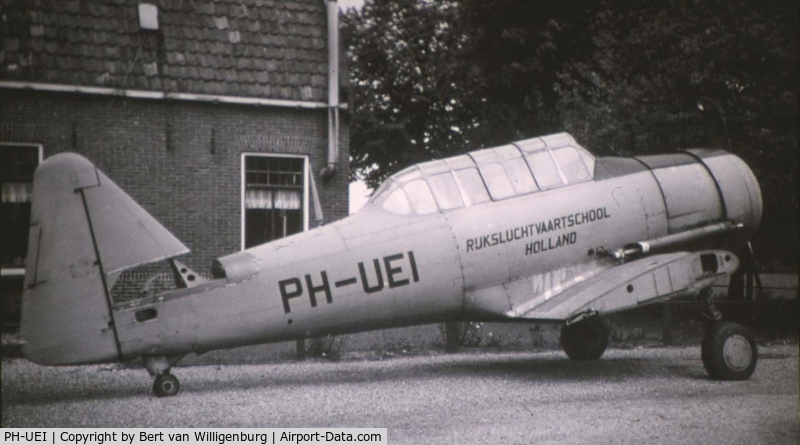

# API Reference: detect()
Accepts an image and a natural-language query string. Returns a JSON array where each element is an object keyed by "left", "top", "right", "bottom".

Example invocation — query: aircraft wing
[{"left": 505, "top": 250, "right": 738, "bottom": 321}]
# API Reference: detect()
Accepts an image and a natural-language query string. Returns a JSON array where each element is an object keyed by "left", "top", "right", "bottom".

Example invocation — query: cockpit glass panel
[
  {"left": 404, "top": 179, "right": 439, "bottom": 215},
  {"left": 381, "top": 187, "right": 412, "bottom": 215},
  {"left": 368, "top": 178, "right": 394, "bottom": 204},
  {"left": 417, "top": 159, "right": 450, "bottom": 176},
  {"left": 526, "top": 151, "right": 563, "bottom": 189},
  {"left": 515, "top": 138, "right": 547, "bottom": 154},
  {"left": 371, "top": 134, "right": 594, "bottom": 213},
  {"left": 445, "top": 155, "right": 476, "bottom": 170},
  {"left": 494, "top": 144, "right": 523, "bottom": 159},
  {"left": 393, "top": 166, "right": 422, "bottom": 184},
  {"left": 479, "top": 163, "right": 515, "bottom": 200},
  {"left": 552, "top": 146, "right": 590, "bottom": 184},
  {"left": 453, "top": 168, "right": 491, "bottom": 206},
  {"left": 428, "top": 172, "right": 465, "bottom": 210},
  {"left": 470, "top": 149, "right": 499, "bottom": 164},
  {"left": 543, "top": 133, "right": 577, "bottom": 149},
  {"left": 503, "top": 157, "right": 539, "bottom": 193}
]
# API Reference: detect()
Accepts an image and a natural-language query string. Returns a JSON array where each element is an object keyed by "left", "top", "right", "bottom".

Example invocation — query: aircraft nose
[{"left": 687, "top": 150, "right": 763, "bottom": 235}]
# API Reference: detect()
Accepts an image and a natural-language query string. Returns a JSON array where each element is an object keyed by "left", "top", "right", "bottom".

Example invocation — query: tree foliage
[
  {"left": 343, "top": 0, "right": 797, "bottom": 270},
  {"left": 343, "top": 0, "right": 476, "bottom": 185}
]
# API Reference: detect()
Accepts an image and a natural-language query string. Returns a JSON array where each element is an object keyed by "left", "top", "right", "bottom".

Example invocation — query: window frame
[
  {"left": 0, "top": 142, "right": 43, "bottom": 277},
  {"left": 240, "top": 153, "right": 309, "bottom": 251}
]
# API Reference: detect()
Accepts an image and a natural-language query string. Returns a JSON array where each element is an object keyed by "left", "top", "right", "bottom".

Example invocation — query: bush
[
  {"left": 440, "top": 322, "right": 484, "bottom": 351},
  {"left": 307, "top": 335, "right": 349, "bottom": 360}
]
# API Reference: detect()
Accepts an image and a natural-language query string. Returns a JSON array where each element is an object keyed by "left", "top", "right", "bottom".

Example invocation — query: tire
[
  {"left": 560, "top": 317, "right": 609, "bottom": 361},
  {"left": 701, "top": 321, "right": 757, "bottom": 380},
  {"left": 153, "top": 373, "right": 180, "bottom": 397}
]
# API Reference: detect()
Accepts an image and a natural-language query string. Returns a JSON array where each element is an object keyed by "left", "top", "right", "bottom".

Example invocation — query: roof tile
[
  {"left": 247, "top": 20, "right": 261, "bottom": 33},
  {"left": 149, "top": 77, "right": 163, "bottom": 90},
  {"left": 214, "top": 16, "right": 229, "bottom": 30},
  {"left": 143, "top": 62, "right": 158, "bottom": 77},
  {"left": 194, "top": 3, "right": 215, "bottom": 15},
  {"left": 1, "top": 0, "right": 331, "bottom": 102},
  {"left": 256, "top": 84, "right": 271, "bottom": 97},
  {"left": 200, "top": 67, "right": 215, "bottom": 80},
  {"left": 4, "top": 39, "right": 20, "bottom": 52}
]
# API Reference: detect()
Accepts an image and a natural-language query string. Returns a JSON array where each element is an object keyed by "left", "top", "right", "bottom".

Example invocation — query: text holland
[{"left": 525, "top": 231, "right": 577, "bottom": 256}]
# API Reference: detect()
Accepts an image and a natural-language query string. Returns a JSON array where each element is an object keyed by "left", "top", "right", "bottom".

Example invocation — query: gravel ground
[{"left": 2, "top": 345, "right": 798, "bottom": 444}]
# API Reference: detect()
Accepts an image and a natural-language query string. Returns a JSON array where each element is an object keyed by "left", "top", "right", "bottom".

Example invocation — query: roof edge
[{"left": 0, "top": 81, "right": 331, "bottom": 110}]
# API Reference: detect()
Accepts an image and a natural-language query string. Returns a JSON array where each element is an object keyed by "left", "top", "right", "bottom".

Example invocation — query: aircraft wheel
[
  {"left": 560, "top": 317, "right": 609, "bottom": 361},
  {"left": 153, "top": 373, "right": 180, "bottom": 397},
  {"left": 701, "top": 321, "right": 757, "bottom": 380}
]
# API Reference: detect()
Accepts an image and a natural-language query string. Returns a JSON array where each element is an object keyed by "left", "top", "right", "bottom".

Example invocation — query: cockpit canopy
[{"left": 368, "top": 133, "right": 596, "bottom": 215}]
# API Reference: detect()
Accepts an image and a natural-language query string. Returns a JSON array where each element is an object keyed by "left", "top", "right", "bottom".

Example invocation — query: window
[
  {"left": 479, "top": 163, "right": 515, "bottom": 200},
  {"left": 1, "top": 143, "right": 42, "bottom": 277},
  {"left": 470, "top": 145, "right": 539, "bottom": 201},
  {"left": 503, "top": 157, "right": 539, "bottom": 194},
  {"left": 453, "top": 168, "right": 491, "bottom": 206},
  {"left": 526, "top": 150, "right": 563, "bottom": 189},
  {"left": 381, "top": 184, "right": 412, "bottom": 215},
  {"left": 428, "top": 172, "right": 464, "bottom": 210},
  {"left": 367, "top": 133, "right": 597, "bottom": 215},
  {"left": 403, "top": 179, "right": 438, "bottom": 215},
  {"left": 445, "top": 155, "right": 475, "bottom": 170},
  {"left": 551, "top": 146, "right": 591, "bottom": 184},
  {"left": 242, "top": 154, "right": 308, "bottom": 249},
  {"left": 393, "top": 165, "right": 422, "bottom": 184}
]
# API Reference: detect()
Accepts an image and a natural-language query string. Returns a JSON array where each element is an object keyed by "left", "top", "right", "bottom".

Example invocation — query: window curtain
[
  {"left": 1, "top": 182, "right": 32, "bottom": 203},
  {"left": 245, "top": 189, "right": 302, "bottom": 210}
]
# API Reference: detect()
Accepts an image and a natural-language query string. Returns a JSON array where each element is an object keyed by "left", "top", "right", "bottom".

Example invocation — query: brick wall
[{"left": 1, "top": 90, "right": 350, "bottom": 301}]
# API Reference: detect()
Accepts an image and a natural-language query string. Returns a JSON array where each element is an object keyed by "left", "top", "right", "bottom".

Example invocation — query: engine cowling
[{"left": 636, "top": 149, "right": 762, "bottom": 236}]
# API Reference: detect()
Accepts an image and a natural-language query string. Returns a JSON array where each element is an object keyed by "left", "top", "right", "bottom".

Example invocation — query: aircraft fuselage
[
  {"left": 20, "top": 134, "right": 762, "bottom": 374},
  {"left": 111, "top": 150, "right": 759, "bottom": 362}
]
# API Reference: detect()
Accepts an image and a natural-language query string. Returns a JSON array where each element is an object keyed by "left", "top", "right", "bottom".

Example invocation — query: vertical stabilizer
[{"left": 20, "top": 153, "right": 189, "bottom": 365}]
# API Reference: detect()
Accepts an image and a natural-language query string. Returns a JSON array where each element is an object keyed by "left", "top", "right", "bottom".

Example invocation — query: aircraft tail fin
[{"left": 20, "top": 153, "right": 189, "bottom": 365}]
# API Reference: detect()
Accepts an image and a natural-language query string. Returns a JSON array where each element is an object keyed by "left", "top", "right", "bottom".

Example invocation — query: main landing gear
[
  {"left": 145, "top": 356, "right": 183, "bottom": 397},
  {"left": 698, "top": 243, "right": 760, "bottom": 380},
  {"left": 153, "top": 373, "right": 181, "bottom": 397},
  {"left": 559, "top": 297, "right": 758, "bottom": 381},
  {"left": 700, "top": 293, "right": 758, "bottom": 380},
  {"left": 560, "top": 313, "right": 610, "bottom": 361}
]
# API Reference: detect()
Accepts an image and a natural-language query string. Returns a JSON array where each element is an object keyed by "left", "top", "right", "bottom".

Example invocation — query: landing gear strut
[
  {"left": 700, "top": 291, "right": 758, "bottom": 380},
  {"left": 561, "top": 314, "right": 610, "bottom": 361}
]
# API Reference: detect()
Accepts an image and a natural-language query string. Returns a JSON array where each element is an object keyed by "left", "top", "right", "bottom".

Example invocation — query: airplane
[{"left": 19, "top": 132, "right": 763, "bottom": 397}]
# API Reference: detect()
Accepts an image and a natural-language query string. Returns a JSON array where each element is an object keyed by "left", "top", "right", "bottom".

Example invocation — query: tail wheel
[
  {"left": 702, "top": 321, "right": 757, "bottom": 380},
  {"left": 560, "top": 317, "right": 609, "bottom": 361},
  {"left": 153, "top": 373, "right": 181, "bottom": 397}
]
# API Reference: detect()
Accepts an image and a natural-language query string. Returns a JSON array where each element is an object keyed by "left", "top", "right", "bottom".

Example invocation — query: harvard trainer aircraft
[{"left": 21, "top": 133, "right": 762, "bottom": 397}]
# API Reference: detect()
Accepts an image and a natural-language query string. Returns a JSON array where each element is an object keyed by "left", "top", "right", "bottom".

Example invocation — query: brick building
[{"left": 0, "top": 0, "right": 349, "bottom": 324}]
